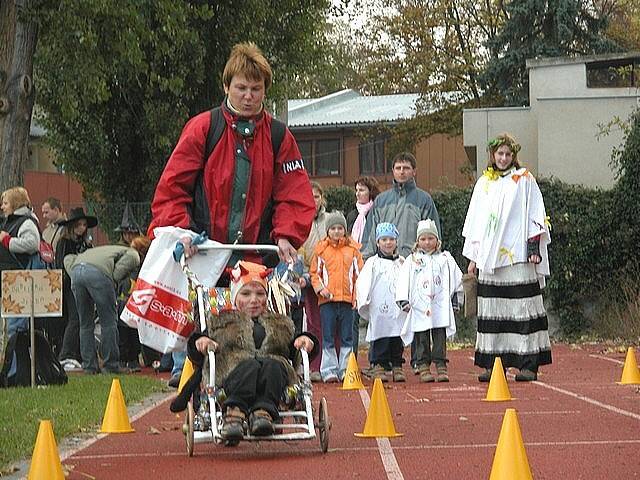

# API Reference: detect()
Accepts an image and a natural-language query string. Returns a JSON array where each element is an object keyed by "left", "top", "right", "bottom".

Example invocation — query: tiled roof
[{"left": 287, "top": 89, "right": 420, "bottom": 128}]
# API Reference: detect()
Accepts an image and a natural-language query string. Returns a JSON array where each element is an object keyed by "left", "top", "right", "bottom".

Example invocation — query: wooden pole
[{"left": 30, "top": 275, "right": 35, "bottom": 387}]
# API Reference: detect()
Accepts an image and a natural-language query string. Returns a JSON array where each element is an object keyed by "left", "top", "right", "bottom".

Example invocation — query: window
[
  {"left": 295, "top": 138, "right": 341, "bottom": 176},
  {"left": 586, "top": 59, "right": 640, "bottom": 88},
  {"left": 359, "top": 137, "right": 386, "bottom": 175}
]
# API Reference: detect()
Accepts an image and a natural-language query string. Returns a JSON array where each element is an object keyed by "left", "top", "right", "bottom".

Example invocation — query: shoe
[
  {"left": 309, "top": 371, "right": 322, "bottom": 383},
  {"left": 323, "top": 374, "right": 339, "bottom": 383},
  {"left": 361, "top": 366, "right": 374, "bottom": 378},
  {"left": 221, "top": 407, "right": 246, "bottom": 444},
  {"left": 412, "top": 364, "right": 420, "bottom": 375},
  {"left": 515, "top": 369, "right": 537, "bottom": 382},
  {"left": 436, "top": 365, "right": 449, "bottom": 383},
  {"left": 249, "top": 409, "right": 274, "bottom": 436},
  {"left": 369, "top": 364, "right": 389, "bottom": 382},
  {"left": 126, "top": 361, "right": 141, "bottom": 373},
  {"left": 392, "top": 367, "right": 406, "bottom": 382},
  {"left": 478, "top": 368, "right": 492, "bottom": 383},
  {"left": 338, "top": 371, "right": 346, "bottom": 382},
  {"left": 167, "top": 373, "right": 181, "bottom": 388},
  {"left": 61, "top": 359, "right": 83, "bottom": 372},
  {"left": 419, "top": 365, "right": 435, "bottom": 383}
]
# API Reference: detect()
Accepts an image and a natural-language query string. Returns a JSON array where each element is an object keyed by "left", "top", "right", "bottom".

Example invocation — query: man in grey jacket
[
  {"left": 361, "top": 152, "right": 441, "bottom": 372},
  {"left": 362, "top": 152, "right": 440, "bottom": 259},
  {"left": 65, "top": 243, "right": 146, "bottom": 374}
]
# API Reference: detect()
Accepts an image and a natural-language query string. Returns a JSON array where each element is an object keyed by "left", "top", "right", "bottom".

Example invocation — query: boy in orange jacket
[{"left": 310, "top": 212, "right": 364, "bottom": 382}]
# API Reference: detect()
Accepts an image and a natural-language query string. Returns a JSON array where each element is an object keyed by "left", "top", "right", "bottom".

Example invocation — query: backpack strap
[{"left": 270, "top": 117, "right": 287, "bottom": 162}]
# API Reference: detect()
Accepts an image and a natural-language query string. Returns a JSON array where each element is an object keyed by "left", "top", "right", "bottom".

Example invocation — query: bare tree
[{"left": 0, "top": 0, "right": 38, "bottom": 193}]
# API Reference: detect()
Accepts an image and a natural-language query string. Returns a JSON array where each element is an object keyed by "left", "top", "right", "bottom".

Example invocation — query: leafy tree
[
  {"left": 34, "top": 1, "right": 330, "bottom": 204},
  {"left": 602, "top": 0, "right": 640, "bottom": 50},
  {"left": 481, "top": 0, "right": 620, "bottom": 107},
  {"left": 0, "top": 0, "right": 38, "bottom": 193}
]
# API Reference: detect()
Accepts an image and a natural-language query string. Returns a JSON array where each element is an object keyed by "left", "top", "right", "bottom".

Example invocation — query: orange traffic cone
[
  {"left": 100, "top": 378, "right": 135, "bottom": 433},
  {"left": 489, "top": 408, "right": 533, "bottom": 480},
  {"left": 27, "top": 420, "right": 65, "bottom": 480},
  {"left": 340, "top": 352, "right": 365, "bottom": 390},
  {"left": 483, "top": 357, "right": 512, "bottom": 402},
  {"left": 178, "top": 357, "right": 195, "bottom": 393},
  {"left": 355, "top": 378, "right": 403, "bottom": 438},
  {"left": 617, "top": 347, "right": 640, "bottom": 385}
]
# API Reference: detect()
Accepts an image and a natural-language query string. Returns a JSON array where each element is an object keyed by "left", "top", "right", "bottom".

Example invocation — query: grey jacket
[
  {"left": 64, "top": 245, "right": 140, "bottom": 283},
  {"left": 362, "top": 178, "right": 440, "bottom": 259}
]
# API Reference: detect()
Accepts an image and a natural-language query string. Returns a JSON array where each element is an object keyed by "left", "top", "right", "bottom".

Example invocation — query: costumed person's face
[
  {"left": 328, "top": 225, "right": 345, "bottom": 241},
  {"left": 493, "top": 145, "right": 513, "bottom": 171},
  {"left": 392, "top": 160, "right": 415, "bottom": 184},
  {"left": 1, "top": 197, "right": 13, "bottom": 216},
  {"left": 224, "top": 74, "right": 265, "bottom": 117},
  {"left": 73, "top": 219, "right": 88, "bottom": 237},
  {"left": 312, "top": 188, "right": 323, "bottom": 213},
  {"left": 418, "top": 233, "right": 439, "bottom": 253},
  {"left": 355, "top": 183, "right": 370, "bottom": 204},
  {"left": 235, "top": 281, "right": 268, "bottom": 317},
  {"left": 377, "top": 236, "right": 397, "bottom": 256}
]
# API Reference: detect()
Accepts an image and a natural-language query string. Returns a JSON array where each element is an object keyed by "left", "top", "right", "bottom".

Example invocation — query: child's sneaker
[
  {"left": 436, "top": 365, "right": 449, "bottom": 382},
  {"left": 370, "top": 364, "right": 389, "bottom": 382},
  {"left": 392, "top": 367, "right": 406, "bottom": 382},
  {"left": 419, "top": 364, "right": 435, "bottom": 383}
]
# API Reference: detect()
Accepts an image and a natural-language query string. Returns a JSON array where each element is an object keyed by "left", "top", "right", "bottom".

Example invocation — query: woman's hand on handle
[{"left": 467, "top": 261, "right": 477, "bottom": 276}]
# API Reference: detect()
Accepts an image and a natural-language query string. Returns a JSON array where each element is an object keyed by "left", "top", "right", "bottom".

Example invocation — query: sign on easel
[
  {"left": 1, "top": 269, "right": 63, "bottom": 387},
  {"left": 1, "top": 270, "right": 63, "bottom": 318}
]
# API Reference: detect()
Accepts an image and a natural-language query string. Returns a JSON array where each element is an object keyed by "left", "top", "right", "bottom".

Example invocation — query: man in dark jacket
[{"left": 149, "top": 42, "right": 315, "bottom": 266}]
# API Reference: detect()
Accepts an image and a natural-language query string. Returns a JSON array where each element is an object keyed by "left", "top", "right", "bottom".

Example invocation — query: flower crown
[{"left": 487, "top": 137, "right": 521, "bottom": 155}]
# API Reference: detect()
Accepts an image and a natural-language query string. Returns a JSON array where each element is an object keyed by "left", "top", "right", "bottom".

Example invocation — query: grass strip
[{"left": 0, "top": 374, "right": 166, "bottom": 473}]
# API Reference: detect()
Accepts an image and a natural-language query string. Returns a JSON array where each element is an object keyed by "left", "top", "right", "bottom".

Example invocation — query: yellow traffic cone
[
  {"left": 340, "top": 352, "right": 365, "bottom": 390},
  {"left": 617, "top": 347, "right": 640, "bottom": 385},
  {"left": 489, "top": 408, "right": 533, "bottom": 480},
  {"left": 100, "top": 378, "right": 135, "bottom": 433},
  {"left": 355, "top": 378, "right": 403, "bottom": 438},
  {"left": 178, "top": 357, "right": 195, "bottom": 393},
  {"left": 27, "top": 420, "right": 65, "bottom": 480},
  {"left": 483, "top": 357, "right": 512, "bottom": 402}
]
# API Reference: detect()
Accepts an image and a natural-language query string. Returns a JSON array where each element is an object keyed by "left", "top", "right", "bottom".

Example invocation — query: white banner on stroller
[{"left": 120, "top": 227, "right": 231, "bottom": 353}]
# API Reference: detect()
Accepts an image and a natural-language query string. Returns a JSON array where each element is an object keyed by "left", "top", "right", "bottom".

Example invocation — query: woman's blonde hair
[
  {"left": 130, "top": 235, "right": 151, "bottom": 258},
  {"left": 222, "top": 42, "right": 272, "bottom": 91},
  {"left": 487, "top": 132, "right": 522, "bottom": 169},
  {"left": 1, "top": 187, "right": 31, "bottom": 211}
]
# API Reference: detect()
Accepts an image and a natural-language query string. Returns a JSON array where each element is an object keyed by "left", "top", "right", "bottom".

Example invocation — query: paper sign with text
[{"left": 1, "top": 270, "right": 63, "bottom": 318}]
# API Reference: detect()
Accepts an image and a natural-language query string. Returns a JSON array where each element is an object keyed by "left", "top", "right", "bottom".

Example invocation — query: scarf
[{"left": 351, "top": 200, "right": 373, "bottom": 243}]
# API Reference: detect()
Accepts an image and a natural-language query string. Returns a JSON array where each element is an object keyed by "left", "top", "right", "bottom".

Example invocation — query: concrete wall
[{"left": 462, "top": 107, "right": 537, "bottom": 175}]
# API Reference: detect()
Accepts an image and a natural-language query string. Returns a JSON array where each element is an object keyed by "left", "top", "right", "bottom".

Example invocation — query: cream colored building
[{"left": 464, "top": 52, "right": 640, "bottom": 188}]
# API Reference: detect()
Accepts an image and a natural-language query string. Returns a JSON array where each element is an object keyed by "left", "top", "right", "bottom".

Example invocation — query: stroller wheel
[
  {"left": 317, "top": 397, "right": 330, "bottom": 453},
  {"left": 185, "top": 401, "right": 195, "bottom": 457}
]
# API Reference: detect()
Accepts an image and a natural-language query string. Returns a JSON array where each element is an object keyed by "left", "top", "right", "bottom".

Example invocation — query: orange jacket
[{"left": 310, "top": 236, "right": 363, "bottom": 306}]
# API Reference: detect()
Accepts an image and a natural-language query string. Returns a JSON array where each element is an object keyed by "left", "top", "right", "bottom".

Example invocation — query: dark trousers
[
  {"left": 370, "top": 336, "right": 404, "bottom": 369},
  {"left": 59, "top": 281, "right": 81, "bottom": 362},
  {"left": 290, "top": 303, "right": 304, "bottom": 335},
  {"left": 222, "top": 357, "right": 288, "bottom": 421},
  {"left": 118, "top": 321, "right": 141, "bottom": 362},
  {"left": 414, "top": 328, "right": 447, "bottom": 367},
  {"left": 352, "top": 310, "right": 360, "bottom": 358}
]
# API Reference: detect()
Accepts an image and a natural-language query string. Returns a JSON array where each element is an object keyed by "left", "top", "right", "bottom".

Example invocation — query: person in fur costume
[{"left": 170, "top": 261, "right": 318, "bottom": 445}]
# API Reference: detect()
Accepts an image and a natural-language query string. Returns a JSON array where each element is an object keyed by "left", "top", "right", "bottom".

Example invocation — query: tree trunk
[{"left": 0, "top": 0, "right": 38, "bottom": 194}]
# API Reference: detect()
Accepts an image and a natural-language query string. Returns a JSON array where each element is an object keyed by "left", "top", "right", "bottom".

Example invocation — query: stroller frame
[{"left": 179, "top": 243, "right": 330, "bottom": 455}]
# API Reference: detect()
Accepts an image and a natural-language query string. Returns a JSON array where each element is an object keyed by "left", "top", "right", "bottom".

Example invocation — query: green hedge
[{"left": 325, "top": 185, "right": 356, "bottom": 215}]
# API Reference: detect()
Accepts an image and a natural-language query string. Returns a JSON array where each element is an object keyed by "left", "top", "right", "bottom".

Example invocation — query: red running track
[{"left": 59, "top": 344, "right": 640, "bottom": 479}]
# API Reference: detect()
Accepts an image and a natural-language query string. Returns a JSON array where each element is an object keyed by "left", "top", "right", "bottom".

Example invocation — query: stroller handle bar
[{"left": 190, "top": 243, "right": 279, "bottom": 252}]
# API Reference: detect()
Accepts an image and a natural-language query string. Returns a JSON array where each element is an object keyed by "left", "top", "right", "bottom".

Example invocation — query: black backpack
[{"left": 0, "top": 330, "right": 68, "bottom": 387}]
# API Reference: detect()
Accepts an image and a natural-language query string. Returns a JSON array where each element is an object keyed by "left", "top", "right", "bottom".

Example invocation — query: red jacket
[{"left": 149, "top": 102, "right": 315, "bottom": 255}]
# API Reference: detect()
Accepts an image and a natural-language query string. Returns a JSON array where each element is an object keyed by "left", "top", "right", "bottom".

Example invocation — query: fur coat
[{"left": 188, "top": 310, "right": 306, "bottom": 387}]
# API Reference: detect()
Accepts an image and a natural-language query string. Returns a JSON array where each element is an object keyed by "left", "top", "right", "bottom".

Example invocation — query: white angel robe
[
  {"left": 396, "top": 250, "right": 463, "bottom": 346},
  {"left": 356, "top": 255, "right": 406, "bottom": 342},
  {"left": 462, "top": 167, "right": 550, "bottom": 286}
]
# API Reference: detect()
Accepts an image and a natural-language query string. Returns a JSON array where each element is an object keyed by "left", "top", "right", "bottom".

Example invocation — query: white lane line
[
  {"left": 589, "top": 354, "right": 624, "bottom": 365},
  {"left": 467, "top": 355, "right": 640, "bottom": 420},
  {"left": 358, "top": 389, "right": 404, "bottom": 480},
  {"left": 71, "top": 438, "right": 640, "bottom": 459},
  {"left": 532, "top": 381, "right": 640, "bottom": 420},
  {"left": 61, "top": 393, "right": 173, "bottom": 461},
  {"left": 413, "top": 410, "right": 580, "bottom": 417}
]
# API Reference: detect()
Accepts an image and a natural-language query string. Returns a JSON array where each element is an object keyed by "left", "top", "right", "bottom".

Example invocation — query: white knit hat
[{"left": 416, "top": 219, "right": 439, "bottom": 240}]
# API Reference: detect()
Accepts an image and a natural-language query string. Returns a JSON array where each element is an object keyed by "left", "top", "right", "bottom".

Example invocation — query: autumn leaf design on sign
[
  {"left": 44, "top": 270, "right": 62, "bottom": 292},
  {"left": 2, "top": 295, "right": 24, "bottom": 314},
  {"left": 45, "top": 299, "right": 61, "bottom": 312}
]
